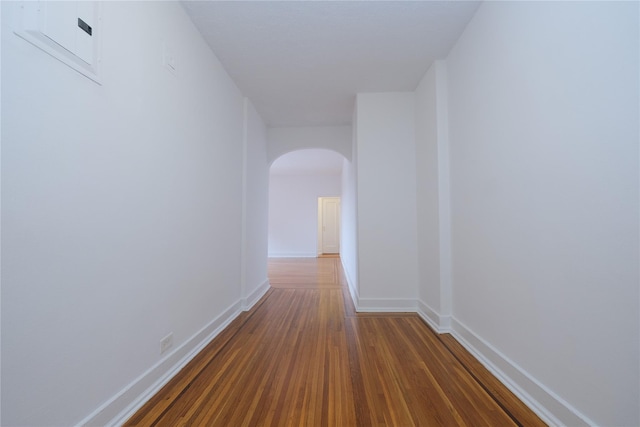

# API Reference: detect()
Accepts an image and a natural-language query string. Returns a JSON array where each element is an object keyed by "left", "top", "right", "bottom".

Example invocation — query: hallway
[{"left": 126, "top": 258, "right": 545, "bottom": 426}]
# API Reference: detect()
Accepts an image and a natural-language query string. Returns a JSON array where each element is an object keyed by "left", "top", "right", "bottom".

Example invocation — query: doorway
[{"left": 318, "top": 197, "right": 340, "bottom": 255}]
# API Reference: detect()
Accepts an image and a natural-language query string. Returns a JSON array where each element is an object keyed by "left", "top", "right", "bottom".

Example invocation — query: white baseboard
[
  {"left": 356, "top": 297, "right": 417, "bottom": 312},
  {"left": 450, "top": 317, "right": 593, "bottom": 427},
  {"left": 340, "top": 258, "right": 360, "bottom": 310},
  {"left": 76, "top": 279, "right": 592, "bottom": 427},
  {"left": 78, "top": 299, "right": 248, "bottom": 427},
  {"left": 349, "top": 293, "right": 592, "bottom": 426},
  {"left": 416, "top": 299, "right": 451, "bottom": 333},
  {"left": 242, "top": 278, "right": 270, "bottom": 310},
  {"left": 268, "top": 252, "right": 317, "bottom": 258}
]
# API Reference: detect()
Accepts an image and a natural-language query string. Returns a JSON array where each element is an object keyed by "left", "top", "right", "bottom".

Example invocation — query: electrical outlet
[{"left": 160, "top": 333, "right": 173, "bottom": 355}]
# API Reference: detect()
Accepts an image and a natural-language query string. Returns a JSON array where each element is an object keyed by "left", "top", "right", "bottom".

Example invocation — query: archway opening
[{"left": 268, "top": 148, "right": 345, "bottom": 258}]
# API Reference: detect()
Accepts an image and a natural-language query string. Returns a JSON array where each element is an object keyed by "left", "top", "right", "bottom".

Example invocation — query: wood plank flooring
[{"left": 126, "top": 258, "right": 545, "bottom": 426}]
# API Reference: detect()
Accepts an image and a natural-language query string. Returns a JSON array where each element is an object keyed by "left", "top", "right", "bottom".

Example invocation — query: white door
[{"left": 320, "top": 197, "right": 340, "bottom": 254}]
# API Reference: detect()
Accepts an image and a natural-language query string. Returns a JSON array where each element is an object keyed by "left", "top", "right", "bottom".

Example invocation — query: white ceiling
[
  {"left": 182, "top": 1, "right": 481, "bottom": 127},
  {"left": 270, "top": 149, "right": 344, "bottom": 175}
]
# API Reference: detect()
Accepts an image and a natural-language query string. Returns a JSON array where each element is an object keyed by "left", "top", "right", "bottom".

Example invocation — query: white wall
[
  {"left": 355, "top": 93, "right": 419, "bottom": 310},
  {"left": 268, "top": 173, "right": 341, "bottom": 257},
  {"left": 446, "top": 2, "right": 639, "bottom": 425},
  {"left": 415, "top": 63, "right": 441, "bottom": 323},
  {"left": 267, "top": 125, "right": 352, "bottom": 165},
  {"left": 241, "top": 99, "right": 270, "bottom": 307},
  {"left": 414, "top": 60, "right": 452, "bottom": 332},
  {"left": 1, "top": 2, "right": 254, "bottom": 425},
  {"left": 340, "top": 114, "right": 359, "bottom": 300}
]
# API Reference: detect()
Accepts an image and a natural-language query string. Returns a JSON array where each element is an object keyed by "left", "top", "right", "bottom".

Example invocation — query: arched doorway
[{"left": 268, "top": 148, "right": 345, "bottom": 258}]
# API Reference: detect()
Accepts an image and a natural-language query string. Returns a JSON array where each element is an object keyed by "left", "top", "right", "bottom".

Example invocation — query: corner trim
[
  {"left": 416, "top": 299, "right": 451, "bottom": 333},
  {"left": 78, "top": 300, "right": 244, "bottom": 427},
  {"left": 450, "top": 317, "right": 593, "bottom": 427},
  {"left": 242, "top": 278, "right": 270, "bottom": 310},
  {"left": 340, "top": 258, "right": 360, "bottom": 310}
]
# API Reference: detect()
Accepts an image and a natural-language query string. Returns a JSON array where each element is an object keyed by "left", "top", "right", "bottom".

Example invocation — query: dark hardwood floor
[{"left": 125, "top": 257, "right": 545, "bottom": 426}]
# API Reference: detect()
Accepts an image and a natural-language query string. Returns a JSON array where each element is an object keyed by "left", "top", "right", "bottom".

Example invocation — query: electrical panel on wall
[{"left": 13, "top": 1, "right": 102, "bottom": 84}]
